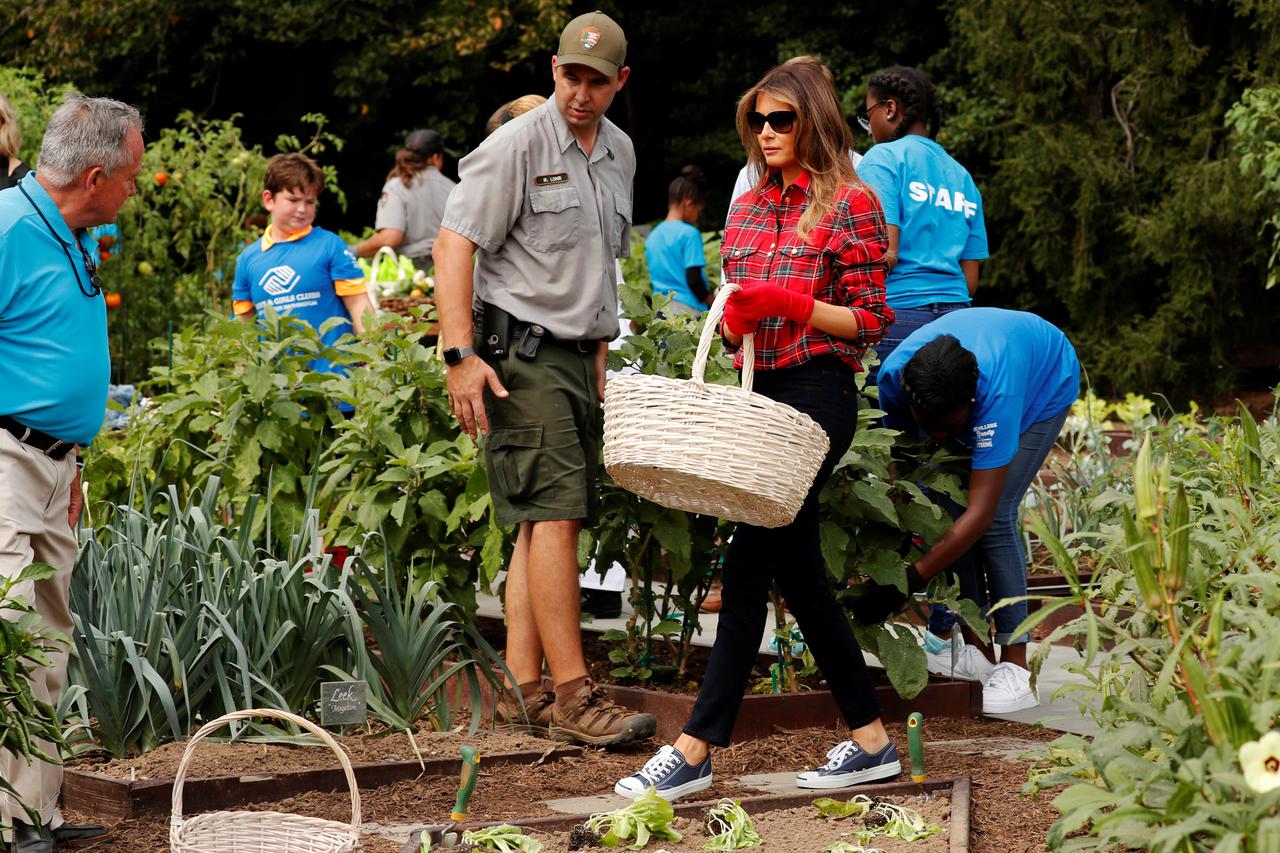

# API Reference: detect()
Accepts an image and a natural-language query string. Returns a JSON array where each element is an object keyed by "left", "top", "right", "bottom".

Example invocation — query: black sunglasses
[{"left": 746, "top": 110, "right": 797, "bottom": 134}]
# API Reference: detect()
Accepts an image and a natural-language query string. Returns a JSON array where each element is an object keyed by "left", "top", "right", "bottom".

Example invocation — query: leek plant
[{"left": 65, "top": 476, "right": 505, "bottom": 757}]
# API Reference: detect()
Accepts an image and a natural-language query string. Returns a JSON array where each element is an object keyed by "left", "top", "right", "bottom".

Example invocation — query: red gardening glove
[
  {"left": 723, "top": 293, "right": 759, "bottom": 337},
  {"left": 729, "top": 283, "right": 815, "bottom": 326}
]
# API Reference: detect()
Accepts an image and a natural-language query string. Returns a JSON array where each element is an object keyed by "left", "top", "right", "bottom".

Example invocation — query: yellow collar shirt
[{"left": 440, "top": 98, "right": 634, "bottom": 341}]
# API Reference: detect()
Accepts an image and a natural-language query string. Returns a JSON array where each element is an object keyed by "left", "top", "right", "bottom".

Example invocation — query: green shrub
[
  {"left": 1020, "top": 410, "right": 1280, "bottom": 850},
  {"left": 0, "top": 564, "right": 67, "bottom": 827}
]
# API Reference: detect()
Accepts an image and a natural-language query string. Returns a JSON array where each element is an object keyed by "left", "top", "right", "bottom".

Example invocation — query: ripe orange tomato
[
  {"left": 104, "top": 292, "right": 123, "bottom": 309},
  {"left": 154, "top": 172, "right": 169, "bottom": 186}
]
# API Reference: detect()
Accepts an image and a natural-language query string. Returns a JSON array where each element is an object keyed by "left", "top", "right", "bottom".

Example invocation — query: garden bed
[
  {"left": 62, "top": 728, "right": 579, "bottom": 820},
  {"left": 64, "top": 717, "right": 1056, "bottom": 853},
  {"left": 423, "top": 780, "right": 964, "bottom": 852}
]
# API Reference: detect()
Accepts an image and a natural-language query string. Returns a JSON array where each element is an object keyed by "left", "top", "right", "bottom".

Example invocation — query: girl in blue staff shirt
[
  {"left": 856, "top": 66, "right": 989, "bottom": 661},
  {"left": 852, "top": 308, "right": 1080, "bottom": 715},
  {"left": 644, "top": 165, "right": 711, "bottom": 316},
  {"left": 855, "top": 65, "right": 987, "bottom": 378}
]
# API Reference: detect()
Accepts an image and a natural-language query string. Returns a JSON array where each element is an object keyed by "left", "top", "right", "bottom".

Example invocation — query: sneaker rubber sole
[
  {"left": 614, "top": 773, "right": 713, "bottom": 802},
  {"left": 983, "top": 692, "right": 1040, "bottom": 714},
  {"left": 795, "top": 758, "right": 902, "bottom": 789}
]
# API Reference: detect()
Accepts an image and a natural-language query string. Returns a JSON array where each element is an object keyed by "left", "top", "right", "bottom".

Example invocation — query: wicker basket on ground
[
  {"left": 170, "top": 708, "right": 361, "bottom": 853},
  {"left": 603, "top": 282, "right": 829, "bottom": 528}
]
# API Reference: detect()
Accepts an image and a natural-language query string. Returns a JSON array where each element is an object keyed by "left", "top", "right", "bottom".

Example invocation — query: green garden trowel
[
  {"left": 907, "top": 712, "right": 926, "bottom": 783},
  {"left": 451, "top": 745, "right": 480, "bottom": 822},
  {"left": 410, "top": 746, "right": 481, "bottom": 851}
]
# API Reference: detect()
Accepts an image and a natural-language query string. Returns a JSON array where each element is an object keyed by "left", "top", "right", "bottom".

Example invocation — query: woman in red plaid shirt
[{"left": 615, "top": 60, "right": 901, "bottom": 802}]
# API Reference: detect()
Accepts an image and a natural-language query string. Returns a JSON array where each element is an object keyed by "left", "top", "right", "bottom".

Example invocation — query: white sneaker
[
  {"left": 982, "top": 662, "right": 1039, "bottom": 714},
  {"left": 927, "top": 644, "right": 996, "bottom": 682}
]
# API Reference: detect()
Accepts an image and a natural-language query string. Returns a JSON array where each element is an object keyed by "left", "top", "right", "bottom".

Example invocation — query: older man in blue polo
[{"left": 0, "top": 93, "right": 144, "bottom": 853}]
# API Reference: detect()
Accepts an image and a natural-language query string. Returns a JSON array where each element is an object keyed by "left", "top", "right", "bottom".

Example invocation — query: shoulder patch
[{"left": 534, "top": 173, "right": 570, "bottom": 186}]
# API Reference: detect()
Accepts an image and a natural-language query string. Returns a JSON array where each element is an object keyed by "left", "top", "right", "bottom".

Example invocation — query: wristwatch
[{"left": 443, "top": 346, "right": 477, "bottom": 366}]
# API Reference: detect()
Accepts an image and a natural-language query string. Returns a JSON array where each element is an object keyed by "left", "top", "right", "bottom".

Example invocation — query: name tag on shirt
[{"left": 534, "top": 173, "right": 570, "bottom": 186}]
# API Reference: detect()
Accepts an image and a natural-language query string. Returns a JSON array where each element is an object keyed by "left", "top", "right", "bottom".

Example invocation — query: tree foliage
[
  {"left": 940, "top": 0, "right": 1280, "bottom": 396},
  {"left": 5, "top": 0, "right": 1280, "bottom": 396}
]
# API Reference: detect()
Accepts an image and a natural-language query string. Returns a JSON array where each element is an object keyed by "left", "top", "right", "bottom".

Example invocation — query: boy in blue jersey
[
  {"left": 851, "top": 308, "right": 1080, "bottom": 715},
  {"left": 233, "top": 154, "right": 373, "bottom": 381}
]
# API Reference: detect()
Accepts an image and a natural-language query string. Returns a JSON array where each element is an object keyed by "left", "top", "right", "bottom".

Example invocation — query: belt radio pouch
[
  {"left": 481, "top": 301, "right": 512, "bottom": 359},
  {"left": 515, "top": 323, "right": 545, "bottom": 362}
]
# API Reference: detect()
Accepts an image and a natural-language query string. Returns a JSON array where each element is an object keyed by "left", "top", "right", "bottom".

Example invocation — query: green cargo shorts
[{"left": 482, "top": 343, "right": 600, "bottom": 527}]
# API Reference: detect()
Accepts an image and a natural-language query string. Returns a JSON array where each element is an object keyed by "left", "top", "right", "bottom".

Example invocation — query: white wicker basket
[
  {"left": 170, "top": 708, "right": 361, "bottom": 853},
  {"left": 604, "top": 282, "right": 830, "bottom": 528}
]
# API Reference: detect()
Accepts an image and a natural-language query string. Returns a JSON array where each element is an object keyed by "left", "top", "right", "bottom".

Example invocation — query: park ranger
[{"left": 433, "top": 10, "right": 656, "bottom": 746}]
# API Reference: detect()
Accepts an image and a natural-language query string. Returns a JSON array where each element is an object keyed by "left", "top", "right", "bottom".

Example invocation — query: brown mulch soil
[
  {"left": 70, "top": 727, "right": 554, "bottom": 781},
  {"left": 65, "top": 717, "right": 1062, "bottom": 852}
]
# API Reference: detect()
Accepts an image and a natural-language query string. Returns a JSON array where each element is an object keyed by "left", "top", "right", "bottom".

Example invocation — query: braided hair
[
  {"left": 668, "top": 164, "right": 706, "bottom": 207},
  {"left": 901, "top": 335, "right": 978, "bottom": 428},
  {"left": 867, "top": 66, "right": 942, "bottom": 141}
]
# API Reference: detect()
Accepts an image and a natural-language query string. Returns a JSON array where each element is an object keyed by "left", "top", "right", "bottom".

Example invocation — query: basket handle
[
  {"left": 692, "top": 280, "right": 755, "bottom": 393},
  {"left": 369, "top": 245, "right": 398, "bottom": 283},
  {"left": 169, "top": 708, "right": 361, "bottom": 838}
]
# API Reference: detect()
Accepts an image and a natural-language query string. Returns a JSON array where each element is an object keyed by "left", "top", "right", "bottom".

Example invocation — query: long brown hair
[
  {"left": 387, "top": 148, "right": 430, "bottom": 188},
  {"left": 735, "top": 61, "right": 863, "bottom": 242}
]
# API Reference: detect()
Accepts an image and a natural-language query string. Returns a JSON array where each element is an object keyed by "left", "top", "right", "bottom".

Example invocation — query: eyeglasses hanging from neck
[{"left": 18, "top": 181, "right": 104, "bottom": 299}]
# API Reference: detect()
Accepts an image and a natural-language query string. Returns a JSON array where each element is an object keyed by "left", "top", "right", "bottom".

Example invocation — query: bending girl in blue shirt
[
  {"left": 644, "top": 165, "right": 711, "bottom": 315},
  {"left": 855, "top": 66, "right": 987, "bottom": 380},
  {"left": 853, "top": 308, "right": 1081, "bottom": 715}
]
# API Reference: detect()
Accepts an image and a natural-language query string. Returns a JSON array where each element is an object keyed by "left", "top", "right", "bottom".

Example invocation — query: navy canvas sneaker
[
  {"left": 614, "top": 745, "right": 713, "bottom": 801},
  {"left": 795, "top": 739, "right": 902, "bottom": 789}
]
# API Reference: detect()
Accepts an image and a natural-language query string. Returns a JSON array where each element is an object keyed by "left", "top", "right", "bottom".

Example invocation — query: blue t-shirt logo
[
  {"left": 907, "top": 181, "right": 979, "bottom": 219},
  {"left": 261, "top": 265, "right": 301, "bottom": 296},
  {"left": 857, "top": 136, "right": 988, "bottom": 309}
]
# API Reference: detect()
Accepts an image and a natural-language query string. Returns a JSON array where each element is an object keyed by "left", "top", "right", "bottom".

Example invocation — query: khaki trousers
[{"left": 0, "top": 429, "right": 77, "bottom": 835}]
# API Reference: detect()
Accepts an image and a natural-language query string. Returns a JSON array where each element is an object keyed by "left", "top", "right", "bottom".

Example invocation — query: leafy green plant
[
  {"left": 0, "top": 66, "right": 75, "bottom": 165},
  {"left": 583, "top": 787, "right": 683, "bottom": 849},
  {"left": 822, "top": 843, "right": 882, "bottom": 853},
  {"left": 324, "top": 552, "right": 510, "bottom": 734},
  {"left": 86, "top": 309, "right": 503, "bottom": 603},
  {"left": 812, "top": 796, "right": 873, "bottom": 820},
  {"left": 1013, "top": 409, "right": 1280, "bottom": 850},
  {"left": 0, "top": 564, "right": 67, "bottom": 827},
  {"left": 812, "top": 796, "right": 941, "bottom": 844},
  {"left": 459, "top": 824, "right": 543, "bottom": 852},
  {"left": 703, "top": 798, "right": 763, "bottom": 850}
]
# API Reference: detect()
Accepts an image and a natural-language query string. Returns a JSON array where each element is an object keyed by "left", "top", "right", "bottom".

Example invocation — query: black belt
[
  {"left": 510, "top": 321, "right": 598, "bottom": 354},
  {"left": 0, "top": 416, "right": 76, "bottom": 459}
]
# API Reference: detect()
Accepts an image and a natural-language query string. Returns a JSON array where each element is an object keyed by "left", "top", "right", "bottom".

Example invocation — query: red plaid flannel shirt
[{"left": 721, "top": 170, "right": 892, "bottom": 372}]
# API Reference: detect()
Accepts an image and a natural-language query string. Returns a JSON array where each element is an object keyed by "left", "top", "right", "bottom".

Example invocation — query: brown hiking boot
[
  {"left": 550, "top": 679, "right": 657, "bottom": 747},
  {"left": 495, "top": 680, "right": 556, "bottom": 736}
]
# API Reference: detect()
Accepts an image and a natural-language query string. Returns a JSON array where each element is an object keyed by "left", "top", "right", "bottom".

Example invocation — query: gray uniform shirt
[
  {"left": 440, "top": 98, "right": 635, "bottom": 341},
  {"left": 374, "top": 166, "right": 456, "bottom": 260}
]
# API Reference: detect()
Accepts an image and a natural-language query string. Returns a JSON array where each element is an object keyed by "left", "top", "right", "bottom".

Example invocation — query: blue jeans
[
  {"left": 866, "top": 302, "right": 971, "bottom": 386},
  {"left": 928, "top": 407, "right": 1072, "bottom": 645}
]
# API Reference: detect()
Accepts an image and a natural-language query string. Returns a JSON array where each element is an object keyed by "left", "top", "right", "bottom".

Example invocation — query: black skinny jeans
[{"left": 683, "top": 356, "right": 883, "bottom": 747}]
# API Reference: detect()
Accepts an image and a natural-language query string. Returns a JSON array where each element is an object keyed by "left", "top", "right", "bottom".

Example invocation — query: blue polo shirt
[
  {"left": 878, "top": 308, "right": 1080, "bottom": 469},
  {"left": 856, "top": 136, "right": 988, "bottom": 309},
  {"left": 232, "top": 225, "right": 364, "bottom": 376},
  {"left": 0, "top": 173, "right": 110, "bottom": 446}
]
